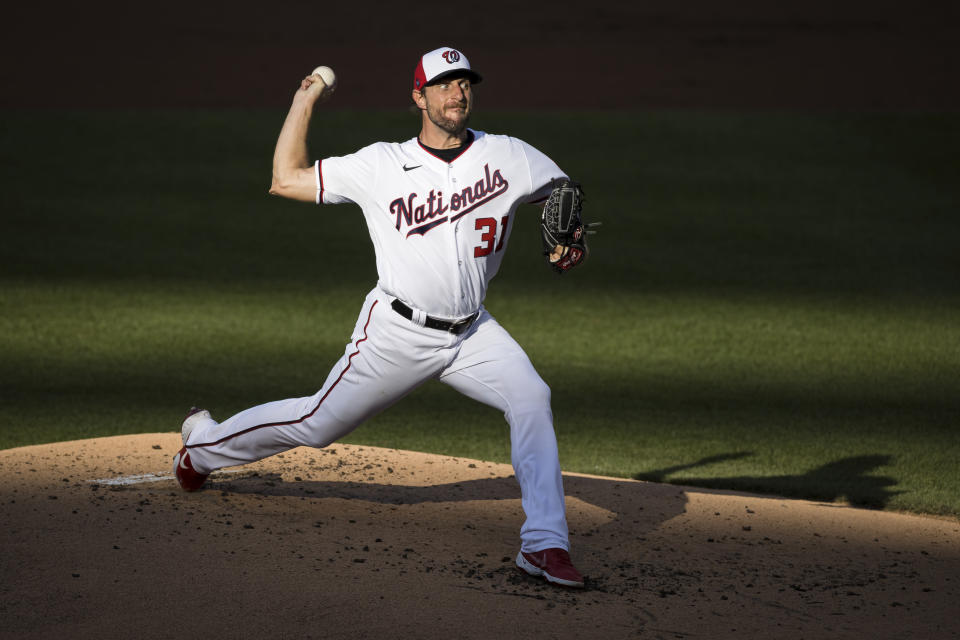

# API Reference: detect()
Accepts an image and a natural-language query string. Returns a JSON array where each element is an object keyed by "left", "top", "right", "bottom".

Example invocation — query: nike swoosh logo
[
  {"left": 178, "top": 453, "right": 191, "bottom": 470},
  {"left": 403, "top": 164, "right": 422, "bottom": 172}
]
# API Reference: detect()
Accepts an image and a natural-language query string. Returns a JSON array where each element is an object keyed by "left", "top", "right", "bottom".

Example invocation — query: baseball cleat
[
  {"left": 173, "top": 446, "right": 209, "bottom": 492},
  {"left": 173, "top": 407, "right": 210, "bottom": 491},
  {"left": 181, "top": 406, "right": 211, "bottom": 442},
  {"left": 516, "top": 548, "right": 585, "bottom": 588}
]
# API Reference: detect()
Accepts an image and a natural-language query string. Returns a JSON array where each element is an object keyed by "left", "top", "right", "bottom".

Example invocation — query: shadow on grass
[{"left": 634, "top": 453, "right": 901, "bottom": 509}]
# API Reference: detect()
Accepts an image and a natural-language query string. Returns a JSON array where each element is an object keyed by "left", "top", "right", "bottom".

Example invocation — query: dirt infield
[{"left": 1, "top": 435, "right": 957, "bottom": 639}]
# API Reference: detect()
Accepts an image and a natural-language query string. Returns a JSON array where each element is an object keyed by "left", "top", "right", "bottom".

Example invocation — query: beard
[{"left": 425, "top": 97, "right": 471, "bottom": 136}]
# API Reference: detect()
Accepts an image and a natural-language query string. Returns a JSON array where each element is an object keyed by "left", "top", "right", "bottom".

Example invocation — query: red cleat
[
  {"left": 173, "top": 407, "right": 210, "bottom": 491},
  {"left": 516, "top": 548, "right": 585, "bottom": 588},
  {"left": 172, "top": 446, "right": 208, "bottom": 492}
]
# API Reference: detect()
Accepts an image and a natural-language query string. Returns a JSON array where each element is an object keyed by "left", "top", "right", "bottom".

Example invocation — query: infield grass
[{"left": 2, "top": 109, "right": 958, "bottom": 517}]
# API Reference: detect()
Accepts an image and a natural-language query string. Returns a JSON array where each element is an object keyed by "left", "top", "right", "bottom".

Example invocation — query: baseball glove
[{"left": 540, "top": 179, "right": 598, "bottom": 274}]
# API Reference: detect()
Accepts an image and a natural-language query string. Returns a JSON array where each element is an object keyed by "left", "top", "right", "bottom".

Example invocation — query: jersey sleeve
[
  {"left": 517, "top": 139, "right": 568, "bottom": 204},
  {"left": 316, "top": 143, "right": 381, "bottom": 206}
]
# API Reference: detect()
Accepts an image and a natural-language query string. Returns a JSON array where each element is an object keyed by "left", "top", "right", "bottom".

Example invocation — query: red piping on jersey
[
  {"left": 188, "top": 300, "right": 379, "bottom": 449},
  {"left": 319, "top": 159, "right": 325, "bottom": 203}
]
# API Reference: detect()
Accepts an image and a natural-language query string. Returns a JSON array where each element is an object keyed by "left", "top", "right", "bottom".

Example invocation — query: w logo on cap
[{"left": 414, "top": 47, "right": 481, "bottom": 90}]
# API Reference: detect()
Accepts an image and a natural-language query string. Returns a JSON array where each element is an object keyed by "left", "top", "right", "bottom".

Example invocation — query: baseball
[{"left": 311, "top": 65, "right": 337, "bottom": 92}]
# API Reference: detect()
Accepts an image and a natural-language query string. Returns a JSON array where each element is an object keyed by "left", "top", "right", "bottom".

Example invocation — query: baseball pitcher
[{"left": 173, "top": 46, "right": 596, "bottom": 588}]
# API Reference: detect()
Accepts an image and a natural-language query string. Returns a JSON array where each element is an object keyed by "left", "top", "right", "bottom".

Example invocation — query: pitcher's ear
[{"left": 412, "top": 89, "right": 426, "bottom": 109}]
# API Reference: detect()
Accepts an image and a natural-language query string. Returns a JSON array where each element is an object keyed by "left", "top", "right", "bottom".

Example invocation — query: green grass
[{"left": 1, "top": 109, "right": 958, "bottom": 517}]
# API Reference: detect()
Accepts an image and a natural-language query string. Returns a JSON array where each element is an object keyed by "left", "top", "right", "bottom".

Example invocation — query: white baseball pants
[{"left": 185, "top": 286, "right": 570, "bottom": 553}]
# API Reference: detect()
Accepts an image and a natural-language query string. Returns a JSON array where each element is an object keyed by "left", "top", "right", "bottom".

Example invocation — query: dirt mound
[{"left": 1, "top": 434, "right": 957, "bottom": 639}]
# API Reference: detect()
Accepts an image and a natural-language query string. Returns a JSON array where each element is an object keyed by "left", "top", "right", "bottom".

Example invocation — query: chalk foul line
[{"left": 90, "top": 469, "right": 247, "bottom": 486}]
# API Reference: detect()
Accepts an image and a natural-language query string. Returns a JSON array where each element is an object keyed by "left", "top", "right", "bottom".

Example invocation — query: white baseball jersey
[
  {"left": 182, "top": 128, "right": 575, "bottom": 556},
  {"left": 316, "top": 129, "right": 566, "bottom": 319}
]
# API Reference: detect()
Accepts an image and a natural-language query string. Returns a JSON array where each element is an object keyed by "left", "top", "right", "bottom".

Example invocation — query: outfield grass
[{"left": 1, "top": 109, "right": 958, "bottom": 516}]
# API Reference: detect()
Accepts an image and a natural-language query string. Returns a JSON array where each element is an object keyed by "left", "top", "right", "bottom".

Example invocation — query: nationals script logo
[
  {"left": 442, "top": 50, "right": 461, "bottom": 64},
  {"left": 390, "top": 164, "right": 509, "bottom": 237}
]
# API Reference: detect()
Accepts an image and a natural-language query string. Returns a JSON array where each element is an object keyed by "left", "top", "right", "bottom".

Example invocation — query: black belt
[{"left": 391, "top": 299, "right": 478, "bottom": 335}]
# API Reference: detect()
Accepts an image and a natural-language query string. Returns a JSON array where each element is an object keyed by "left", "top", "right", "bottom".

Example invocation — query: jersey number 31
[{"left": 474, "top": 216, "right": 509, "bottom": 258}]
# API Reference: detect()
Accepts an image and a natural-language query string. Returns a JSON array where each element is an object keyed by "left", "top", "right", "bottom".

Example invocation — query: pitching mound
[{"left": 1, "top": 434, "right": 957, "bottom": 639}]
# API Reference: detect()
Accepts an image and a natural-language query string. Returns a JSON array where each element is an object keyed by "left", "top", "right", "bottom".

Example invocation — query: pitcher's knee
[
  {"left": 298, "top": 415, "right": 356, "bottom": 449},
  {"left": 509, "top": 378, "right": 552, "bottom": 416}
]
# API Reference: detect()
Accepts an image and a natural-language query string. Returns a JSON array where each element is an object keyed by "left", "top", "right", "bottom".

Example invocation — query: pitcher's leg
[
  {"left": 439, "top": 315, "right": 569, "bottom": 552},
  {"left": 187, "top": 293, "right": 438, "bottom": 474}
]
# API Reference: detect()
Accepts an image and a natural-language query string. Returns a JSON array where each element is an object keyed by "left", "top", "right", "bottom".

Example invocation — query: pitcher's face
[{"left": 419, "top": 76, "right": 474, "bottom": 135}]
